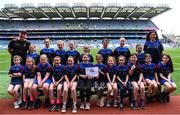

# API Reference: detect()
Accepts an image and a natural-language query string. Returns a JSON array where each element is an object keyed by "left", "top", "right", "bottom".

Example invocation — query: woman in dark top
[{"left": 144, "top": 31, "right": 164, "bottom": 64}]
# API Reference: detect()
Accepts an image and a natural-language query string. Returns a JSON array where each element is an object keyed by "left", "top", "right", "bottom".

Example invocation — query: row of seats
[{"left": 0, "top": 20, "right": 157, "bottom": 30}]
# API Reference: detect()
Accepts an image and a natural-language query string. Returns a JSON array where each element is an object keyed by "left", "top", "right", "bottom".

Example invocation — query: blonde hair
[
  {"left": 57, "top": 40, "right": 65, "bottom": 46},
  {"left": 26, "top": 57, "right": 36, "bottom": 72},
  {"left": 40, "top": 54, "right": 48, "bottom": 61},
  {"left": 26, "top": 57, "right": 35, "bottom": 63},
  {"left": 96, "top": 54, "right": 103, "bottom": 59},
  {"left": 67, "top": 56, "right": 74, "bottom": 62},
  {"left": 44, "top": 38, "right": 52, "bottom": 43},
  {"left": 119, "top": 37, "right": 126, "bottom": 42},
  {"left": 29, "top": 44, "right": 37, "bottom": 50},
  {"left": 13, "top": 55, "right": 22, "bottom": 62},
  {"left": 107, "top": 56, "right": 116, "bottom": 64}
]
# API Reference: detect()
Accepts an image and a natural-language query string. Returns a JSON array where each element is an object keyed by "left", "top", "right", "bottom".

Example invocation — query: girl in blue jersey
[
  {"left": 79, "top": 45, "right": 94, "bottom": 63},
  {"left": 78, "top": 54, "right": 94, "bottom": 110},
  {"left": 66, "top": 41, "right": 80, "bottom": 64},
  {"left": 21, "top": 57, "right": 36, "bottom": 110},
  {"left": 98, "top": 38, "right": 113, "bottom": 64},
  {"left": 128, "top": 54, "right": 145, "bottom": 109},
  {"left": 26, "top": 44, "right": 39, "bottom": 65},
  {"left": 40, "top": 38, "right": 55, "bottom": 65},
  {"left": 62, "top": 56, "right": 78, "bottom": 113},
  {"left": 114, "top": 37, "right": 131, "bottom": 64},
  {"left": 144, "top": 31, "right": 164, "bottom": 64},
  {"left": 136, "top": 44, "right": 145, "bottom": 65},
  {"left": 116, "top": 56, "right": 133, "bottom": 110},
  {"left": 105, "top": 56, "right": 118, "bottom": 107},
  {"left": 32, "top": 54, "right": 52, "bottom": 108},
  {"left": 49, "top": 56, "right": 65, "bottom": 111},
  {"left": 142, "top": 54, "right": 160, "bottom": 101},
  {"left": 7, "top": 55, "right": 24, "bottom": 109},
  {"left": 94, "top": 54, "right": 106, "bottom": 107},
  {"left": 55, "top": 40, "right": 67, "bottom": 65},
  {"left": 158, "top": 54, "right": 176, "bottom": 103}
]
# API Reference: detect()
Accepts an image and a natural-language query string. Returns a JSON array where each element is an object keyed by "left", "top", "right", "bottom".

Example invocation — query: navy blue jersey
[
  {"left": 105, "top": 65, "right": 116, "bottom": 82},
  {"left": 142, "top": 63, "right": 157, "bottom": 79},
  {"left": 127, "top": 62, "right": 142, "bottom": 82},
  {"left": 23, "top": 65, "right": 36, "bottom": 79},
  {"left": 98, "top": 48, "right": 113, "bottom": 64},
  {"left": 55, "top": 49, "right": 67, "bottom": 65},
  {"left": 66, "top": 50, "right": 80, "bottom": 64},
  {"left": 157, "top": 62, "right": 173, "bottom": 78},
  {"left": 52, "top": 64, "right": 65, "bottom": 82},
  {"left": 114, "top": 46, "right": 131, "bottom": 64},
  {"left": 95, "top": 63, "right": 106, "bottom": 81},
  {"left": 40, "top": 48, "right": 55, "bottom": 65},
  {"left": 78, "top": 62, "right": 94, "bottom": 75},
  {"left": 116, "top": 65, "right": 129, "bottom": 82},
  {"left": 8, "top": 65, "right": 24, "bottom": 84},
  {"left": 65, "top": 64, "right": 78, "bottom": 81},
  {"left": 26, "top": 52, "right": 40, "bottom": 65},
  {"left": 79, "top": 53, "right": 94, "bottom": 63},
  {"left": 144, "top": 40, "right": 164, "bottom": 64},
  {"left": 36, "top": 63, "right": 52, "bottom": 79},
  {"left": 136, "top": 52, "right": 145, "bottom": 65}
]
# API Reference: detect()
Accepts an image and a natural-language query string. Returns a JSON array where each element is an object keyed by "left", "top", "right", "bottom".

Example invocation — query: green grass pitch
[{"left": 0, "top": 48, "right": 180, "bottom": 98}]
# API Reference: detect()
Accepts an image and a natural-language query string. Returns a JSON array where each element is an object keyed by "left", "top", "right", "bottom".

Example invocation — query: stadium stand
[{"left": 0, "top": 3, "right": 171, "bottom": 49}]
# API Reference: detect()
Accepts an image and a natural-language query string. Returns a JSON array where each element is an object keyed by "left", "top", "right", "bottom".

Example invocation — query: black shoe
[
  {"left": 28, "top": 101, "right": 34, "bottom": 110},
  {"left": 130, "top": 103, "right": 134, "bottom": 109},
  {"left": 34, "top": 99, "right": 41, "bottom": 109},
  {"left": 166, "top": 93, "right": 170, "bottom": 103},
  {"left": 119, "top": 103, "right": 124, "bottom": 110},
  {"left": 140, "top": 100, "right": 146, "bottom": 110},
  {"left": 21, "top": 101, "right": 28, "bottom": 110},
  {"left": 49, "top": 104, "right": 56, "bottom": 112},
  {"left": 44, "top": 98, "right": 49, "bottom": 108},
  {"left": 133, "top": 101, "right": 139, "bottom": 110},
  {"left": 54, "top": 104, "right": 61, "bottom": 111}
]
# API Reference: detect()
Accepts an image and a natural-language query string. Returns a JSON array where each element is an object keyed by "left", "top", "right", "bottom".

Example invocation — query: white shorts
[{"left": 24, "top": 78, "right": 34, "bottom": 83}]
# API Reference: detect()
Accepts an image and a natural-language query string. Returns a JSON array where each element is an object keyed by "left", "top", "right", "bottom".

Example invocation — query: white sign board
[{"left": 85, "top": 67, "right": 99, "bottom": 77}]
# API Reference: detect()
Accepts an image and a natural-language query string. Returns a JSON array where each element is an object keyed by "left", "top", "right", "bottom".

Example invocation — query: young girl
[
  {"left": 94, "top": 54, "right": 106, "bottom": 107},
  {"left": 40, "top": 38, "right": 55, "bottom": 65},
  {"left": 144, "top": 31, "right": 164, "bottom": 64},
  {"left": 78, "top": 54, "right": 94, "bottom": 110},
  {"left": 128, "top": 54, "right": 145, "bottom": 109},
  {"left": 114, "top": 37, "right": 131, "bottom": 64},
  {"left": 116, "top": 56, "right": 133, "bottom": 110},
  {"left": 79, "top": 45, "right": 94, "bottom": 63},
  {"left": 136, "top": 44, "right": 145, "bottom": 65},
  {"left": 66, "top": 41, "right": 80, "bottom": 65},
  {"left": 98, "top": 38, "right": 113, "bottom": 64},
  {"left": 26, "top": 44, "right": 40, "bottom": 65},
  {"left": 49, "top": 56, "right": 65, "bottom": 111},
  {"left": 7, "top": 55, "right": 24, "bottom": 109},
  {"left": 62, "top": 56, "right": 78, "bottom": 113},
  {"left": 55, "top": 40, "right": 67, "bottom": 65},
  {"left": 142, "top": 54, "right": 160, "bottom": 101},
  {"left": 105, "top": 56, "right": 118, "bottom": 107},
  {"left": 32, "top": 54, "right": 52, "bottom": 108},
  {"left": 158, "top": 54, "right": 176, "bottom": 103},
  {"left": 21, "top": 57, "right": 36, "bottom": 110}
]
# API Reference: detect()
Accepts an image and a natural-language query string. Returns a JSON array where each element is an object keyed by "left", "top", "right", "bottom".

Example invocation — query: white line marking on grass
[
  {"left": 174, "top": 62, "right": 180, "bottom": 66},
  {"left": 0, "top": 60, "right": 9, "bottom": 63},
  {"left": 172, "top": 56, "right": 180, "bottom": 58}
]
